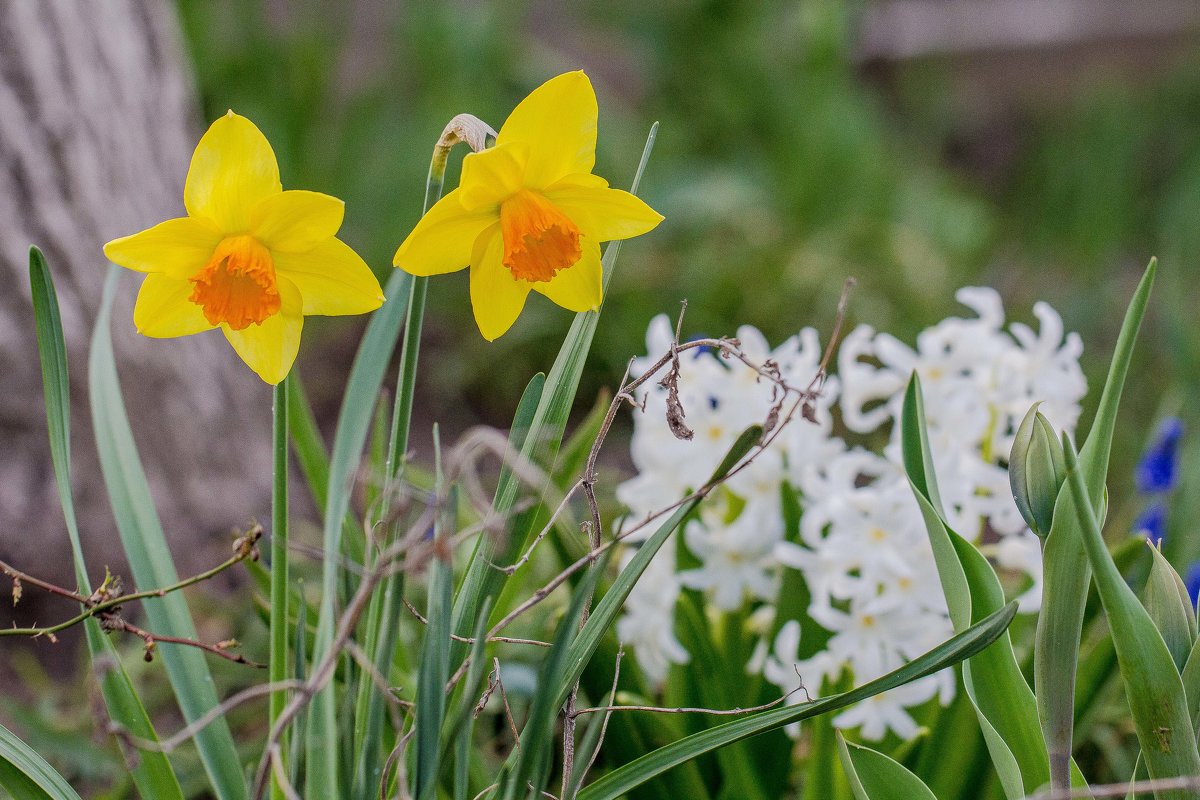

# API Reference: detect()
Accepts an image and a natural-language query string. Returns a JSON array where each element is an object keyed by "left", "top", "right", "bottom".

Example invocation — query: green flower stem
[{"left": 269, "top": 375, "right": 290, "bottom": 800}]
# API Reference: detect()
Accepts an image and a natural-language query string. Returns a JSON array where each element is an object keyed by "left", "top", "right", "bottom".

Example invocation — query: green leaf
[
  {"left": 576, "top": 604, "right": 1017, "bottom": 800},
  {"left": 306, "top": 268, "right": 411, "bottom": 796},
  {"left": 443, "top": 596, "right": 494, "bottom": 793},
  {"left": 31, "top": 247, "right": 183, "bottom": 800},
  {"left": 1063, "top": 435, "right": 1200, "bottom": 799},
  {"left": 34, "top": 262, "right": 184, "bottom": 800},
  {"left": 901, "top": 375, "right": 1049, "bottom": 799},
  {"left": 1035, "top": 258, "right": 1156, "bottom": 792},
  {"left": 414, "top": 435, "right": 454, "bottom": 800},
  {"left": 0, "top": 721, "right": 83, "bottom": 800},
  {"left": 837, "top": 733, "right": 938, "bottom": 800}
]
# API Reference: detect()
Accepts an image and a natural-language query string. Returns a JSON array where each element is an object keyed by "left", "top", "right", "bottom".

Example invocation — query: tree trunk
[{"left": 0, "top": 1, "right": 271, "bottom": 615}]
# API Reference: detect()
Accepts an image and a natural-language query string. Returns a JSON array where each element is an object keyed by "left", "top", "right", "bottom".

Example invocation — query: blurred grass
[{"left": 176, "top": 0, "right": 1200, "bottom": 512}]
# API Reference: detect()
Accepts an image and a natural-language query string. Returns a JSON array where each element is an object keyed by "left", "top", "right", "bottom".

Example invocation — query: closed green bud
[{"left": 1009, "top": 404, "right": 1067, "bottom": 537}]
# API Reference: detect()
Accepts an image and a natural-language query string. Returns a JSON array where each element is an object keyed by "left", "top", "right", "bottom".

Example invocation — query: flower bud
[{"left": 1009, "top": 404, "right": 1067, "bottom": 537}]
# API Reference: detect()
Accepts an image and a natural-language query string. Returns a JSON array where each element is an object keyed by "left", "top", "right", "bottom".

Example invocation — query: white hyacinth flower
[{"left": 616, "top": 290, "right": 1084, "bottom": 742}]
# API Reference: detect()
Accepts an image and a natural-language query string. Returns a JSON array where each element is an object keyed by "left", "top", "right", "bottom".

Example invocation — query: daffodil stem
[{"left": 269, "top": 375, "right": 290, "bottom": 800}]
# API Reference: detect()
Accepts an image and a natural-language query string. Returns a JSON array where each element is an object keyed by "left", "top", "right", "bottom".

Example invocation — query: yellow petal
[
  {"left": 185, "top": 111, "right": 282, "bottom": 232},
  {"left": 103, "top": 217, "right": 222, "bottom": 279},
  {"left": 274, "top": 237, "right": 385, "bottom": 316},
  {"left": 496, "top": 71, "right": 597, "bottom": 189},
  {"left": 251, "top": 190, "right": 345, "bottom": 253},
  {"left": 531, "top": 237, "right": 602, "bottom": 312},
  {"left": 544, "top": 181, "right": 664, "bottom": 242},
  {"left": 393, "top": 188, "right": 496, "bottom": 276},
  {"left": 133, "top": 273, "right": 216, "bottom": 337},
  {"left": 221, "top": 277, "right": 303, "bottom": 384},
  {"left": 469, "top": 223, "right": 531, "bottom": 341},
  {"left": 458, "top": 141, "right": 528, "bottom": 211}
]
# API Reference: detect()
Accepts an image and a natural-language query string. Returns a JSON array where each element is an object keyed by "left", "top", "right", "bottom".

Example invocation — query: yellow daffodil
[
  {"left": 103, "top": 111, "right": 384, "bottom": 384},
  {"left": 392, "top": 71, "right": 663, "bottom": 340}
]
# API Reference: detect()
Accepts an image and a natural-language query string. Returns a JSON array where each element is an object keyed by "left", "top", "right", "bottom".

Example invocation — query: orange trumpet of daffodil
[
  {"left": 103, "top": 111, "right": 385, "bottom": 384},
  {"left": 392, "top": 71, "right": 663, "bottom": 340}
]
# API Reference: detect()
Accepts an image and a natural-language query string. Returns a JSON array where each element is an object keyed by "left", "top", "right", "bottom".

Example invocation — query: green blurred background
[{"left": 177, "top": 0, "right": 1200, "bottom": 554}]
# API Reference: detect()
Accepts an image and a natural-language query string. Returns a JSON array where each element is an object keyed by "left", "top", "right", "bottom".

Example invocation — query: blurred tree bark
[{"left": 0, "top": 1, "right": 270, "bottom": 609}]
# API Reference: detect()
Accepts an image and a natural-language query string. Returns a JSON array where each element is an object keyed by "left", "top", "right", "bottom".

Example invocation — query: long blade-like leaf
[
  {"left": 32, "top": 248, "right": 184, "bottom": 799},
  {"left": 1036, "top": 259, "right": 1157, "bottom": 791},
  {"left": 306, "top": 268, "right": 411, "bottom": 795},
  {"left": 576, "top": 604, "right": 1017, "bottom": 800},
  {"left": 1063, "top": 436, "right": 1200, "bottom": 799},
  {"left": 90, "top": 267, "right": 244, "bottom": 798}
]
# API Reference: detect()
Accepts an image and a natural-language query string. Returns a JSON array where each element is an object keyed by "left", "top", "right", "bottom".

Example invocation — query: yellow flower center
[
  {"left": 499, "top": 189, "right": 582, "bottom": 283},
  {"left": 188, "top": 235, "right": 280, "bottom": 330}
]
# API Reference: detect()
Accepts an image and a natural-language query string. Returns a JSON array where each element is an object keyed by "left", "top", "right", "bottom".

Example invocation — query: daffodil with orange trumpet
[
  {"left": 104, "top": 111, "right": 384, "bottom": 384},
  {"left": 392, "top": 71, "right": 663, "bottom": 340}
]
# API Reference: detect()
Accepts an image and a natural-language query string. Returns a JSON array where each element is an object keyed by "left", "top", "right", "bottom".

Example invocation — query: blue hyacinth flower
[
  {"left": 1133, "top": 501, "right": 1167, "bottom": 543},
  {"left": 1136, "top": 417, "right": 1184, "bottom": 494}
]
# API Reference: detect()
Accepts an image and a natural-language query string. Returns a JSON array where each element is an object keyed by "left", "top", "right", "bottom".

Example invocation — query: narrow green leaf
[
  {"left": 576, "top": 604, "right": 1017, "bottom": 800},
  {"left": 837, "top": 733, "right": 938, "bottom": 800},
  {"left": 414, "top": 557, "right": 453, "bottom": 799},
  {"left": 290, "top": 592, "right": 309, "bottom": 789},
  {"left": 415, "top": 431, "right": 454, "bottom": 800},
  {"left": 31, "top": 248, "right": 184, "bottom": 799},
  {"left": 443, "top": 597, "right": 494, "bottom": 775},
  {"left": 1035, "top": 258, "right": 1157, "bottom": 793},
  {"left": 307, "top": 268, "right": 411, "bottom": 795},
  {"left": 0, "top": 721, "right": 83, "bottom": 800},
  {"left": 1063, "top": 435, "right": 1200, "bottom": 799}
]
